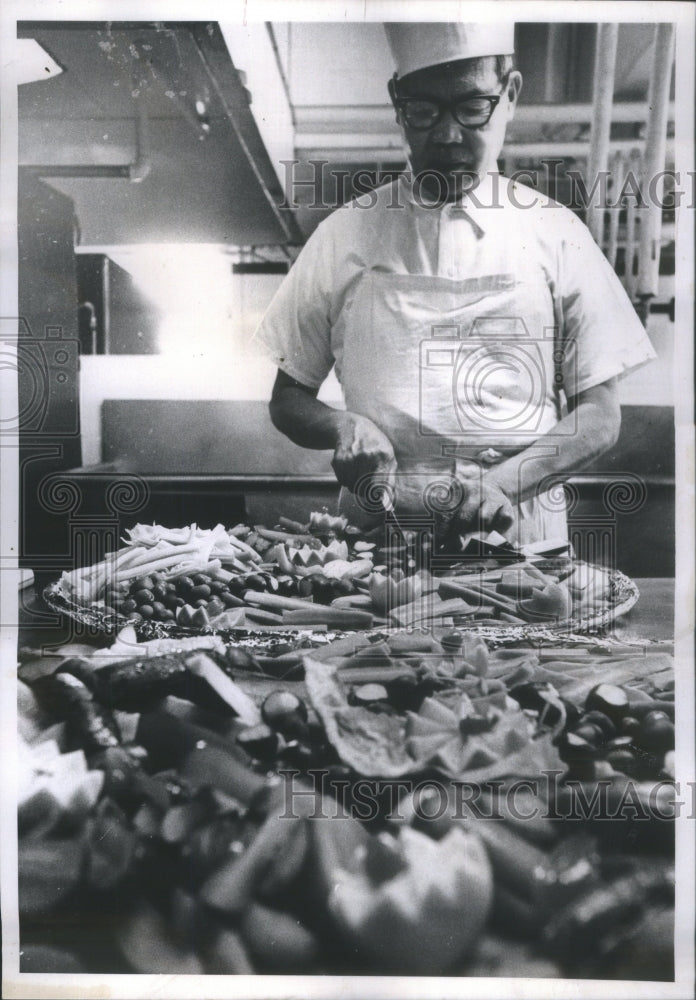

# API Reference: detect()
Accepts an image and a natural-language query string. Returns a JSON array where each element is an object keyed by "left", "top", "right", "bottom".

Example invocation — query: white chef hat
[{"left": 385, "top": 22, "right": 515, "bottom": 78}]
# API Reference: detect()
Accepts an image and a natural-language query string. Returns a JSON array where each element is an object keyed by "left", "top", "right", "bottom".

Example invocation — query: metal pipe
[
  {"left": 22, "top": 104, "right": 151, "bottom": 183},
  {"left": 78, "top": 301, "right": 98, "bottom": 355},
  {"left": 294, "top": 101, "right": 675, "bottom": 128},
  {"left": 544, "top": 25, "right": 565, "bottom": 102},
  {"left": 265, "top": 23, "right": 296, "bottom": 130},
  {"left": 102, "top": 257, "right": 111, "bottom": 355},
  {"left": 128, "top": 105, "right": 151, "bottom": 182},
  {"left": 637, "top": 23, "right": 676, "bottom": 299},
  {"left": 606, "top": 150, "right": 625, "bottom": 267},
  {"left": 624, "top": 148, "right": 642, "bottom": 299},
  {"left": 586, "top": 23, "right": 619, "bottom": 243},
  {"left": 23, "top": 164, "right": 132, "bottom": 178}
]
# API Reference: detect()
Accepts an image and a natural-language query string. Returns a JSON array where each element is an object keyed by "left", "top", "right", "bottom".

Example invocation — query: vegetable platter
[
  {"left": 44, "top": 512, "right": 639, "bottom": 642},
  {"left": 17, "top": 616, "right": 675, "bottom": 978}
]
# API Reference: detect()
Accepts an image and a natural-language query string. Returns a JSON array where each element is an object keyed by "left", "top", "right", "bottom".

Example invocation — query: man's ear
[{"left": 505, "top": 70, "right": 523, "bottom": 120}]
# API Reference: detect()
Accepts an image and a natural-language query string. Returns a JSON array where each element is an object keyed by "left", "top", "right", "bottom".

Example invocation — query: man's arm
[
  {"left": 269, "top": 369, "right": 397, "bottom": 492},
  {"left": 456, "top": 378, "right": 621, "bottom": 532}
]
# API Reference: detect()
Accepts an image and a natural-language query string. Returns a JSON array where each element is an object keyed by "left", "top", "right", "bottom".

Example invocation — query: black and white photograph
[{"left": 1, "top": 1, "right": 694, "bottom": 996}]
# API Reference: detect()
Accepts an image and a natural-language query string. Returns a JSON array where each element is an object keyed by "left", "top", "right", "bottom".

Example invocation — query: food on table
[
  {"left": 22, "top": 509, "right": 670, "bottom": 975},
  {"left": 518, "top": 581, "right": 572, "bottom": 621},
  {"left": 260, "top": 690, "right": 309, "bottom": 741},
  {"left": 16, "top": 612, "right": 675, "bottom": 976},
  {"left": 49, "top": 512, "right": 632, "bottom": 635},
  {"left": 552, "top": 682, "right": 675, "bottom": 784},
  {"left": 303, "top": 640, "right": 565, "bottom": 782},
  {"left": 312, "top": 817, "right": 493, "bottom": 973}
]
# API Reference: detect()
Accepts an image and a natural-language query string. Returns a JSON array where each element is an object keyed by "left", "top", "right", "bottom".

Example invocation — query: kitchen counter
[{"left": 614, "top": 578, "right": 674, "bottom": 642}]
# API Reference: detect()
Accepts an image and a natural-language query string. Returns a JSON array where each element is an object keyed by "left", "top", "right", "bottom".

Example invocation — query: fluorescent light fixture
[{"left": 15, "top": 39, "right": 64, "bottom": 86}]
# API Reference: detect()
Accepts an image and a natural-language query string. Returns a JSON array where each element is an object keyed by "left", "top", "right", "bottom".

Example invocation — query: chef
[{"left": 257, "top": 22, "right": 656, "bottom": 545}]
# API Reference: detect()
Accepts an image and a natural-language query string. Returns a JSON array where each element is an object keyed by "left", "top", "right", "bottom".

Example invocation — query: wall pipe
[
  {"left": 606, "top": 149, "right": 626, "bottom": 268},
  {"left": 637, "top": 23, "right": 676, "bottom": 301},
  {"left": 624, "top": 148, "right": 642, "bottom": 300},
  {"left": 23, "top": 104, "right": 151, "bottom": 183},
  {"left": 586, "top": 23, "right": 619, "bottom": 244}
]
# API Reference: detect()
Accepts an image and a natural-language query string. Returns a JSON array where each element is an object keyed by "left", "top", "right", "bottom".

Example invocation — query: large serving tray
[{"left": 43, "top": 566, "right": 639, "bottom": 647}]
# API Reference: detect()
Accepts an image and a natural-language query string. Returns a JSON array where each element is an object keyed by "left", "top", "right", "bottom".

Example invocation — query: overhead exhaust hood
[{"left": 18, "top": 22, "right": 303, "bottom": 247}]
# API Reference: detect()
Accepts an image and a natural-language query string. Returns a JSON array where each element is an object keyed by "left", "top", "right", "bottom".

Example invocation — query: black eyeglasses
[{"left": 395, "top": 77, "right": 509, "bottom": 130}]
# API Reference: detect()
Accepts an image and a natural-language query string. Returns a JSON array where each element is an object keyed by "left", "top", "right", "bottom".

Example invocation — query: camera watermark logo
[
  {"left": 0, "top": 319, "right": 80, "bottom": 438},
  {"left": 419, "top": 315, "right": 577, "bottom": 440}
]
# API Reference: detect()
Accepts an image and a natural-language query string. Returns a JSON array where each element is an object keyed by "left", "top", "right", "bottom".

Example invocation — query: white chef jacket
[
  {"left": 255, "top": 173, "right": 656, "bottom": 540},
  {"left": 256, "top": 173, "right": 655, "bottom": 396}
]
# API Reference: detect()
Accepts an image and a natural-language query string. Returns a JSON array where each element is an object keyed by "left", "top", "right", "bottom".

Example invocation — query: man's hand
[
  {"left": 332, "top": 412, "right": 397, "bottom": 493},
  {"left": 269, "top": 372, "right": 397, "bottom": 495},
  {"left": 454, "top": 474, "right": 515, "bottom": 534}
]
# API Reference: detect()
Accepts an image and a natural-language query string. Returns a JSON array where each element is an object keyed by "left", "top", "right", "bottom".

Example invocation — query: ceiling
[{"left": 18, "top": 22, "right": 302, "bottom": 248}]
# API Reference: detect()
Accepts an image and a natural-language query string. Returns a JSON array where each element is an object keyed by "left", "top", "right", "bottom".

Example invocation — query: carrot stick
[
  {"left": 244, "top": 607, "right": 285, "bottom": 625},
  {"left": 278, "top": 516, "right": 310, "bottom": 534},
  {"left": 242, "top": 590, "right": 315, "bottom": 613},
  {"left": 308, "top": 634, "right": 374, "bottom": 662},
  {"left": 225, "top": 534, "right": 262, "bottom": 562},
  {"left": 254, "top": 526, "right": 319, "bottom": 547},
  {"left": 282, "top": 607, "right": 373, "bottom": 629},
  {"left": 389, "top": 597, "right": 475, "bottom": 627},
  {"left": 330, "top": 594, "right": 373, "bottom": 609},
  {"left": 439, "top": 578, "right": 518, "bottom": 615},
  {"left": 185, "top": 652, "right": 261, "bottom": 725}
]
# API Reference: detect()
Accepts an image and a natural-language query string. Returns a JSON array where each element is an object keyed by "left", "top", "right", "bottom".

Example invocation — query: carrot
[
  {"left": 308, "top": 634, "right": 374, "bottom": 662},
  {"left": 439, "top": 578, "right": 518, "bottom": 616},
  {"left": 185, "top": 652, "right": 261, "bottom": 725},
  {"left": 282, "top": 607, "right": 374, "bottom": 629},
  {"left": 278, "top": 516, "right": 309, "bottom": 533},
  {"left": 226, "top": 534, "right": 262, "bottom": 562},
  {"left": 244, "top": 608, "right": 285, "bottom": 625},
  {"left": 330, "top": 594, "right": 373, "bottom": 609},
  {"left": 228, "top": 524, "right": 252, "bottom": 538},
  {"left": 242, "top": 590, "right": 315, "bottom": 613},
  {"left": 389, "top": 597, "right": 476, "bottom": 627},
  {"left": 254, "top": 526, "right": 319, "bottom": 547}
]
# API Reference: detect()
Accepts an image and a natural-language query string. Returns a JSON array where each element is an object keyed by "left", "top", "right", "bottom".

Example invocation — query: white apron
[{"left": 336, "top": 255, "right": 569, "bottom": 546}]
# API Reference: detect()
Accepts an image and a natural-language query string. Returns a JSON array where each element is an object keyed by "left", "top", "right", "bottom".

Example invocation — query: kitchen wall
[{"left": 78, "top": 267, "right": 344, "bottom": 467}]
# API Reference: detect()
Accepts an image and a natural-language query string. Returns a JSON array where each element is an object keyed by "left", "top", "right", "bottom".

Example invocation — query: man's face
[{"left": 393, "top": 56, "right": 522, "bottom": 202}]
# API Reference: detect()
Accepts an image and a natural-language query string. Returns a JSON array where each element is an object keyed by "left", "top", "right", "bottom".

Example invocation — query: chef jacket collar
[{"left": 398, "top": 170, "right": 498, "bottom": 237}]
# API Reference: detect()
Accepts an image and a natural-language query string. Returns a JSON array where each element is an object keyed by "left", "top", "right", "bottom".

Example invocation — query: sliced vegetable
[
  {"left": 185, "top": 651, "right": 261, "bottom": 725},
  {"left": 31, "top": 672, "right": 120, "bottom": 753},
  {"left": 242, "top": 590, "right": 316, "bottom": 613},
  {"left": 200, "top": 787, "right": 319, "bottom": 915},
  {"left": 117, "top": 900, "right": 204, "bottom": 974},
  {"left": 282, "top": 607, "right": 374, "bottom": 629},
  {"left": 204, "top": 928, "right": 255, "bottom": 974},
  {"left": 240, "top": 903, "right": 318, "bottom": 970},
  {"left": 314, "top": 821, "right": 492, "bottom": 973},
  {"left": 19, "top": 838, "right": 85, "bottom": 916}
]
